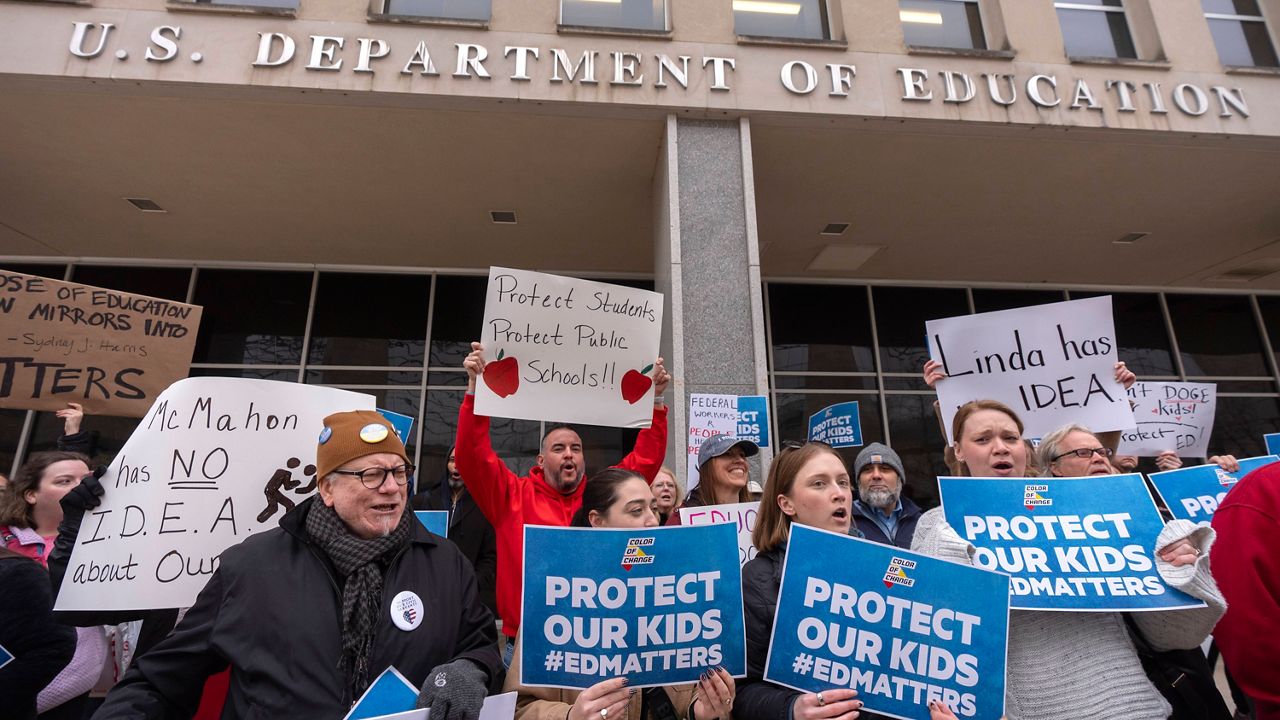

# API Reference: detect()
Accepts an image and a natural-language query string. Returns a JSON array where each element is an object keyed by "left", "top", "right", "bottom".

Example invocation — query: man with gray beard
[{"left": 850, "top": 442, "right": 922, "bottom": 549}]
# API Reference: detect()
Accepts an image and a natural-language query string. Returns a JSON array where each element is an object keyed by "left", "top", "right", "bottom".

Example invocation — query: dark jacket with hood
[
  {"left": 0, "top": 548, "right": 78, "bottom": 720},
  {"left": 92, "top": 496, "right": 501, "bottom": 719},
  {"left": 412, "top": 466, "right": 499, "bottom": 616},
  {"left": 850, "top": 495, "right": 923, "bottom": 550}
]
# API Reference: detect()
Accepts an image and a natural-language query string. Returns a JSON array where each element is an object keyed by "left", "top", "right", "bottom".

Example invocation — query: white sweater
[{"left": 911, "top": 508, "right": 1226, "bottom": 720}]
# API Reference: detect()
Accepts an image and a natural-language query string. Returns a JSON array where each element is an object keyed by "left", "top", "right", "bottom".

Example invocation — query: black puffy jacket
[{"left": 94, "top": 496, "right": 501, "bottom": 719}]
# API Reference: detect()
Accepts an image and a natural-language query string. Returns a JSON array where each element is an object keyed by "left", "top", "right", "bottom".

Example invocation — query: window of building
[
  {"left": 381, "top": 0, "right": 490, "bottom": 20},
  {"left": 70, "top": 266, "right": 192, "bottom": 303},
  {"left": 1203, "top": 0, "right": 1280, "bottom": 67},
  {"left": 308, "top": 272, "right": 430, "bottom": 368},
  {"left": 873, "top": 286, "right": 969, "bottom": 390},
  {"left": 734, "top": 0, "right": 829, "bottom": 41},
  {"left": 899, "top": 0, "right": 986, "bottom": 50},
  {"left": 561, "top": 0, "right": 667, "bottom": 32},
  {"left": 1167, "top": 294, "right": 1271, "bottom": 379},
  {"left": 1067, "top": 291, "right": 1177, "bottom": 377},
  {"left": 192, "top": 0, "right": 299, "bottom": 9},
  {"left": 768, "top": 284, "right": 876, "bottom": 374},
  {"left": 191, "top": 269, "right": 312, "bottom": 366},
  {"left": 1055, "top": 0, "right": 1137, "bottom": 59}
]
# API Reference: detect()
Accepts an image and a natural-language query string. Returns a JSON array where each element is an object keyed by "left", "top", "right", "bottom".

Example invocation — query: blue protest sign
[
  {"left": 939, "top": 474, "right": 1206, "bottom": 612},
  {"left": 1265, "top": 433, "right": 1280, "bottom": 457},
  {"left": 377, "top": 409, "right": 415, "bottom": 445},
  {"left": 342, "top": 666, "right": 417, "bottom": 720},
  {"left": 764, "top": 525, "right": 1009, "bottom": 720},
  {"left": 737, "top": 396, "right": 770, "bottom": 448},
  {"left": 520, "top": 524, "right": 746, "bottom": 689},
  {"left": 414, "top": 511, "right": 449, "bottom": 538},
  {"left": 0, "top": 642, "right": 13, "bottom": 670},
  {"left": 1148, "top": 456, "right": 1279, "bottom": 522},
  {"left": 808, "top": 402, "right": 863, "bottom": 448}
]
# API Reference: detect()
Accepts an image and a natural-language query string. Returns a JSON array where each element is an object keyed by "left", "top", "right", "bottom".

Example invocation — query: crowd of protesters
[{"left": 0, "top": 339, "right": 1277, "bottom": 720}]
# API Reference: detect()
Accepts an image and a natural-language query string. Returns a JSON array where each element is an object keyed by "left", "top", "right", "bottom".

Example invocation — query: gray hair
[{"left": 1036, "top": 423, "right": 1098, "bottom": 476}]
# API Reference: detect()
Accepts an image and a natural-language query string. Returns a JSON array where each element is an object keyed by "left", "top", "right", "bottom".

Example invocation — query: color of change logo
[
  {"left": 621, "top": 537, "right": 655, "bottom": 570},
  {"left": 882, "top": 557, "right": 916, "bottom": 589},
  {"left": 1023, "top": 484, "right": 1052, "bottom": 510}
]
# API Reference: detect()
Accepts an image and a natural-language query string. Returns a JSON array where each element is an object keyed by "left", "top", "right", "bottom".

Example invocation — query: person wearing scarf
[{"left": 95, "top": 410, "right": 500, "bottom": 719}]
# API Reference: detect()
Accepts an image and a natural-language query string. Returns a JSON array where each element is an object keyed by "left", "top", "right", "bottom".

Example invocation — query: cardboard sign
[
  {"left": 926, "top": 296, "right": 1133, "bottom": 443},
  {"left": 55, "top": 377, "right": 375, "bottom": 611},
  {"left": 764, "top": 525, "right": 1009, "bottom": 720},
  {"left": 474, "top": 267, "right": 664, "bottom": 428},
  {"left": 679, "top": 502, "right": 761, "bottom": 567},
  {"left": 1117, "top": 382, "right": 1217, "bottom": 458},
  {"left": 519, "top": 524, "right": 746, "bottom": 689},
  {"left": 687, "top": 394, "right": 769, "bottom": 488},
  {"left": 808, "top": 401, "right": 863, "bottom": 448},
  {"left": 1148, "top": 455, "right": 1279, "bottom": 521},
  {"left": 414, "top": 510, "right": 449, "bottom": 537},
  {"left": 0, "top": 270, "right": 203, "bottom": 417},
  {"left": 736, "top": 395, "right": 771, "bottom": 448},
  {"left": 938, "top": 475, "right": 1206, "bottom": 612}
]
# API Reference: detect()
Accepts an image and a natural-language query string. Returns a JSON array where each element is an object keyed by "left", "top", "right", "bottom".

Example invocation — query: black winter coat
[
  {"left": 850, "top": 496, "right": 923, "bottom": 550},
  {"left": 0, "top": 552, "right": 77, "bottom": 720},
  {"left": 94, "top": 496, "right": 501, "bottom": 719},
  {"left": 412, "top": 482, "right": 498, "bottom": 616}
]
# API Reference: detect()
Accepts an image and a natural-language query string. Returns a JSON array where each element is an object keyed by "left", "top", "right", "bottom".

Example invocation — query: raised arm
[{"left": 456, "top": 342, "right": 524, "bottom": 523}]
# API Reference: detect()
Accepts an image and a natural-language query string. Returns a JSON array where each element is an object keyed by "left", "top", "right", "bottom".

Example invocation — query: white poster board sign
[
  {"left": 679, "top": 501, "right": 760, "bottom": 567},
  {"left": 687, "top": 394, "right": 738, "bottom": 489},
  {"left": 474, "top": 267, "right": 664, "bottom": 429},
  {"left": 1117, "top": 381, "right": 1218, "bottom": 458},
  {"left": 55, "top": 377, "right": 375, "bottom": 611},
  {"left": 926, "top": 296, "right": 1134, "bottom": 442}
]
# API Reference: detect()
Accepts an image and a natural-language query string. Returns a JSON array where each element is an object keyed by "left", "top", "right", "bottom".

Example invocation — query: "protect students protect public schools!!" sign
[
  {"left": 764, "top": 525, "right": 1009, "bottom": 720},
  {"left": 519, "top": 524, "right": 746, "bottom": 689},
  {"left": 938, "top": 474, "right": 1206, "bottom": 612}
]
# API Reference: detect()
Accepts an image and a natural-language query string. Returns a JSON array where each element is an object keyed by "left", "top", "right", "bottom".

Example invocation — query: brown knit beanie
[{"left": 316, "top": 410, "right": 408, "bottom": 479}]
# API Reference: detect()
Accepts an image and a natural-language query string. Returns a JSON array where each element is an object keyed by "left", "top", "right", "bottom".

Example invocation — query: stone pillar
[{"left": 654, "top": 115, "right": 771, "bottom": 488}]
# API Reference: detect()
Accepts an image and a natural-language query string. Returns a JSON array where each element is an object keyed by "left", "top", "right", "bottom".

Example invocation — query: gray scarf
[{"left": 304, "top": 499, "right": 412, "bottom": 698}]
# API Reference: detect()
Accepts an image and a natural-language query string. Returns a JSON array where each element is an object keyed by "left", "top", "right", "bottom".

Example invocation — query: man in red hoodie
[{"left": 455, "top": 341, "right": 671, "bottom": 666}]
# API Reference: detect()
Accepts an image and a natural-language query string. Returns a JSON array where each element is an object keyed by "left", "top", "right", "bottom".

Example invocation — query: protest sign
[
  {"left": 679, "top": 502, "right": 761, "bottom": 567},
  {"left": 926, "top": 296, "right": 1133, "bottom": 443},
  {"left": 0, "top": 642, "right": 12, "bottom": 670},
  {"left": 1265, "top": 433, "right": 1280, "bottom": 457},
  {"left": 414, "top": 510, "right": 449, "bottom": 537},
  {"left": 345, "top": 667, "right": 419, "bottom": 720},
  {"left": 520, "top": 524, "right": 746, "bottom": 689},
  {"left": 0, "top": 270, "right": 203, "bottom": 418},
  {"left": 474, "top": 267, "right": 664, "bottom": 428},
  {"left": 1148, "top": 455, "right": 1279, "bottom": 522},
  {"left": 938, "top": 474, "right": 1206, "bottom": 612},
  {"left": 55, "top": 377, "right": 375, "bottom": 611},
  {"left": 736, "top": 396, "right": 771, "bottom": 448},
  {"left": 764, "top": 525, "right": 1008, "bottom": 720},
  {"left": 808, "top": 401, "right": 863, "bottom": 448},
  {"left": 377, "top": 408, "right": 415, "bottom": 445},
  {"left": 1117, "top": 382, "right": 1217, "bottom": 458}
]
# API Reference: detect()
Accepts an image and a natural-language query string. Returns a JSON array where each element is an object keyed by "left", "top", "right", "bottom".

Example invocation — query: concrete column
[{"left": 654, "top": 115, "right": 771, "bottom": 487}]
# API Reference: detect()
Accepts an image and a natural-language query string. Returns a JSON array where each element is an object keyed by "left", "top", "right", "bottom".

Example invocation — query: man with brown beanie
[{"left": 94, "top": 410, "right": 501, "bottom": 720}]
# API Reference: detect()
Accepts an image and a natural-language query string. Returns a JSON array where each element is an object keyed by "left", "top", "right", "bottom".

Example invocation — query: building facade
[{"left": 3, "top": 0, "right": 1280, "bottom": 506}]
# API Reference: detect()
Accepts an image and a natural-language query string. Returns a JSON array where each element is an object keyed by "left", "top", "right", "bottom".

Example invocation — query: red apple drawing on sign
[
  {"left": 621, "top": 364, "right": 653, "bottom": 404},
  {"left": 484, "top": 350, "right": 520, "bottom": 398}
]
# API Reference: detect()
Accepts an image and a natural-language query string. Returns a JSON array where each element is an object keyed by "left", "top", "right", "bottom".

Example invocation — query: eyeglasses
[
  {"left": 331, "top": 464, "right": 415, "bottom": 489},
  {"left": 1051, "top": 447, "right": 1114, "bottom": 462}
]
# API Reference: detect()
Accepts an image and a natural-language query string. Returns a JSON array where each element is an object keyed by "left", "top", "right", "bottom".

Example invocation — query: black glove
[
  {"left": 60, "top": 469, "right": 106, "bottom": 515},
  {"left": 415, "top": 659, "right": 488, "bottom": 720}
]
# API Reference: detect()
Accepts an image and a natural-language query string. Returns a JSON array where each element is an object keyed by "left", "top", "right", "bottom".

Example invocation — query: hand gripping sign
[
  {"left": 520, "top": 524, "right": 746, "bottom": 689},
  {"left": 55, "top": 377, "right": 375, "bottom": 611},
  {"left": 474, "top": 267, "right": 664, "bottom": 429},
  {"left": 938, "top": 474, "right": 1207, "bottom": 612},
  {"left": 764, "top": 525, "right": 1009, "bottom": 720},
  {"left": 1148, "top": 455, "right": 1280, "bottom": 522}
]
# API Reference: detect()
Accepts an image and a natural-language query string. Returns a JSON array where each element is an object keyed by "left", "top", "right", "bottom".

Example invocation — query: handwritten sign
[
  {"left": 55, "top": 377, "right": 375, "bottom": 611},
  {"left": 414, "top": 510, "right": 449, "bottom": 537},
  {"left": 926, "top": 296, "right": 1133, "bottom": 443},
  {"left": 807, "top": 401, "right": 863, "bottom": 448},
  {"left": 473, "top": 267, "right": 663, "bottom": 428},
  {"left": 520, "top": 524, "right": 746, "bottom": 689},
  {"left": 764, "top": 525, "right": 1009, "bottom": 720},
  {"left": 1147, "top": 455, "right": 1279, "bottom": 521},
  {"left": 1117, "top": 382, "right": 1217, "bottom": 458},
  {"left": 679, "top": 502, "right": 760, "bottom": 566},
  {"left": 938, "top": 474, "right": 1206, "bottom": 612},
  {"left": 0, "top": 270, "right": 203, "bottom": 418},
  {"left": 687, "top": 394, "right": 768, "bottom": 488}
]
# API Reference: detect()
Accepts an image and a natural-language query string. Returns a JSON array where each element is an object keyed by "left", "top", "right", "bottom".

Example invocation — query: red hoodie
[
  {"left": 1211, "top": 461, "right": 1280, "bottom": 714},
  {"left": 455, "top": 393, "right": 668, "bottom": 637}
]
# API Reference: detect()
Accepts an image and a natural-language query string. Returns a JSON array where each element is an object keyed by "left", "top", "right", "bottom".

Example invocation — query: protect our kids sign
[
  {"left": 764, "top": 525, "right": 1009, "bottom": 720},
  {"left": 55, "top": 377, "right": 375, "bottom": 611},
  {"left": 519, "top": 524, "right": 746, "bottom": 689},
  {"left": 1147, "top": 455, "right": 1279, "bottom": 521},
  {"left": 475, "top": 267, "right": 664, "bottom": 428},
  {"left": 938, "top": 474, "right": 1206, "bottom": 612},
  {"left": 926, "top": 296, "right": 1134, "bottom": 443}
]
